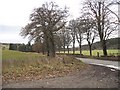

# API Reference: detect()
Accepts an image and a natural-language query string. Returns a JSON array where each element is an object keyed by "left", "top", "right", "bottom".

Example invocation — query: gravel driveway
[{"left": 3, "top": 65, "right": 119, "bottom": 88}]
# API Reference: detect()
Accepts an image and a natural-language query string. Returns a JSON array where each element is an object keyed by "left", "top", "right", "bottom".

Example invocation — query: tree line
[{"left": 20, "top": 0, "right": 120, "bottom": 57}]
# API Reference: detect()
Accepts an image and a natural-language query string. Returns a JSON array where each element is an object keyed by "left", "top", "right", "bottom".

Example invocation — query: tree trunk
[
  {"left": 49, "top": 41, "right": 55, "bottom": 57},
  {"left": 46, "top": 42, "right": 50, "bottom": 56},
  {"left": 49, "top": 35, "right": 55, "bottom": 57},
  {"left": 73, "top": 39, "right": 75, "bottom": 55},
  {"left": 89, "top": 44, "right": 92, "bottom": 56},
  {"left": 45, "top": 30, "right": 55, "bottom": 57},
  {"left": 102, "top": 40, "right": 107, "bottom": 56},
  {"left": 67, "top": 45, "right": 69, "bottom": 54},
  {"left": 79, "top": 42, "right": 82, "bottom": 55},
  {"left": 44, "top": 34, "right": 50, "bottom": 56},
  {"left": 63, "top": 45, "right": 65, "bottom": 54},
  {"left": 97, "top": 2, "right": 107, "bottom": 56}
]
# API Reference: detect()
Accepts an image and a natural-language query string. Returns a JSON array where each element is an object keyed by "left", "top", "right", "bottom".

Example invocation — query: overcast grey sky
[
  {"left": 0, "top": 0, "right": 83, "bottom": 26},
  {"left": 0, "top": 0, "right": 84, "bottom": 44},
  {"left": 0, "top": 0, "right": 119, "bottom": 44}
]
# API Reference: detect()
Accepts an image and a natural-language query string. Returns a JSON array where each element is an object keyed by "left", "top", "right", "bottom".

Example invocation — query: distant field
[
  {"left": 2, "top": 50, "right": 45, "bottom": 60},
  {"left": 59, "top": 49, "right": 120, "bottom": 56}
]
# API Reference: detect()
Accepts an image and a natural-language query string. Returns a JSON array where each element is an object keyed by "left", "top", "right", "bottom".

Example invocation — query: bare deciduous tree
[
  {"left": 75, "top": 18, "right": 85, "bottom": 55},
  {"left": 68, "top": 19, "right": 77, "bottom": 55},
  {"left": 65, "top": 29, "right": 72, "bottom": 54},
  {"left": 20, "top": 2, "right": 69, "bottom": 57},
  {"left": 83, "top": 0, "right": 119, "bottom": 56},
  {"left": 81, "top": 16, "right": 98, "bottom": 56}
]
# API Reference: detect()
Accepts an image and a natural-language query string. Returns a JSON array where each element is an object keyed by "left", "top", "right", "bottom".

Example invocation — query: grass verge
[{"left": 2, "top": 50, "right": 86, "bottom": 84}]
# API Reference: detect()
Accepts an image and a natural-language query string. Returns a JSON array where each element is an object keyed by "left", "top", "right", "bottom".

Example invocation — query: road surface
[
  {"left": 76, "top": 58, "right": 120, "bottom": 70},
  {"left": 3, "top": 65, "right": 119, "bottom": 88}
]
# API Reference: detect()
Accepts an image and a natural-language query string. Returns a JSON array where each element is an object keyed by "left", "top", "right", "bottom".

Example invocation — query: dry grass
[{"left": 2, "top": 50, "right": 86, "bottom": 84}]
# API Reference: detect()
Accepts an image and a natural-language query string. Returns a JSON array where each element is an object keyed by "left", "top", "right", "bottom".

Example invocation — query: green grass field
[
  {"left": 59, "top": 49, "right": 120, "bottom": 56},
  {"left": 2, "top": 50, "right": 45, "bottom": 61}
]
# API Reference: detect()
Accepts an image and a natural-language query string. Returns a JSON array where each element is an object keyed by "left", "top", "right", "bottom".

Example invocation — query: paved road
[{"left": 76, "top": 58, "right": 120, "bottom": 70}]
